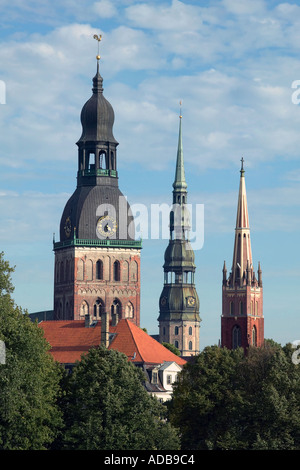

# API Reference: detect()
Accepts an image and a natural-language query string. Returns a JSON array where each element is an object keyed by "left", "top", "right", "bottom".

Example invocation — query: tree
[
  {"left": 162, "top": 342, "right": 180, "bottom": 356},
  {"left": 230, "top": 342, "right": 300, "bottom": 450},
  {"left": 169, "top": 343, "right": 300, "bottom": 450},
  {"left": 0, "top": 252, "right": 63, "bottom": 450},
  {"left": 168, "top": 345, "right": 244, "bottom": 450},
  {"left": 60, "top": 346, "right": 180, "bottom": 450}
]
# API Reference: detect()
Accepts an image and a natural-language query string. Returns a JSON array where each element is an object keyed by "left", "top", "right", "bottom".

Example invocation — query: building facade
[
  {"left": 221, "top": 160, "right": 264, "bottom": 350},
  {"left": 53, "top": 57, "right": 142, "bottom": 325},
  {"left": 158, "top": 113, "right": 201, "bottom": 356}
]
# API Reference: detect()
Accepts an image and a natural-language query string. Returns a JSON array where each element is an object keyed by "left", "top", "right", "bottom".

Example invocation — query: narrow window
[
  {"left": 96, "top": 259, "right": 103, "bottom": 280},
  {"left": 189, "top": 341, "right": 193, "bottom": 350},
  {"left": 113, "top": 260, "right": 120, "bottom": 281},
  {"left": 175, "top": 326, "right": 179, "bottom": 336},
  {"left": 252, "top": 326, "right": 257, "bottom": 346},
  {"left": 232, "top": 325, "right": 241, "bottom": 349},
  {"left": 189, "top": 326, "right": 192, "bottom": 335}
]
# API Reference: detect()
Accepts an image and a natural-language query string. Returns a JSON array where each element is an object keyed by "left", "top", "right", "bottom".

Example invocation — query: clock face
[
  {"left": 64, "top": 217, "right": 72, "bottom": 238},
  {"left": 187, "top": 296, "right": 196, "bottom": 307},
  {"left": 96, "top": 215, "right": 117, "bottom": 238}
]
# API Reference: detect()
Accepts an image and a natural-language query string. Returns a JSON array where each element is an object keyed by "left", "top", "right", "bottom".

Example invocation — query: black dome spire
[{"left": 77, "top": 60, "right": 118, "bottom": 145}]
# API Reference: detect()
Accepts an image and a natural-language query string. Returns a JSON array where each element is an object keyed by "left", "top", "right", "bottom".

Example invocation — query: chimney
[
  {"left": 85, "top": 313, "right": 92, "bottom": 328},
  {"left": 101, "top": 310, "right": 110, "bottom": 348}
]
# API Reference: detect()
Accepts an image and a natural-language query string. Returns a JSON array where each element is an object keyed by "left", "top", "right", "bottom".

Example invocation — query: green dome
[{"left": 163, "top": 239, "right": 195, "bottom": 271}]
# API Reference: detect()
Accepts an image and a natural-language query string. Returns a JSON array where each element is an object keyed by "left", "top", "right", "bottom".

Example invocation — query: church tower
[
  {"left": 158, "top": 111, "right": 200, "bottom": 356},
  {"left": 53, "top": 49, "right": 141, "bottom": 325},
  {"left": 221, "top": 160, "right": 264, "bottom": 350}
]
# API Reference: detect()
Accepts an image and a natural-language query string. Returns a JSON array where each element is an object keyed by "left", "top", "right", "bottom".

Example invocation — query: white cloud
[{"left": 92, "top": 0, "right": 117, "bottom": 18}]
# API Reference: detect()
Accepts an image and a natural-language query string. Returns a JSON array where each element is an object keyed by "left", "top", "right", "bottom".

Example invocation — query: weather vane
[
  {"left": 241, "top": 156, "right": 244, "bottom": 170},
  {"left": 93, "top": 34, "right": 102, "bottom": 60}
]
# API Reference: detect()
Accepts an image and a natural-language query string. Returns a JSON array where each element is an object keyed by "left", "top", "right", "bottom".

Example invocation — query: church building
[
  {"left": 53, "top": 54, "right": 142, "bottom": 326},
  {"left": 221, "top": 159, "right": 264, "bottom": 350},
  {"left": 158, "top": 111, "right": 201, "bottom": 356}
]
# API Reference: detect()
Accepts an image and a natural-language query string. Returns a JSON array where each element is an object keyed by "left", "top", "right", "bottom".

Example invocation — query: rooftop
[{"left": 39, "top": 318, "right": 186, "bottom": 367}]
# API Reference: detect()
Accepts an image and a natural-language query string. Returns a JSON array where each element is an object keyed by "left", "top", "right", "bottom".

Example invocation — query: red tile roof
[{"left": 38, "top": 319, "right": 186, "bottom": 367}]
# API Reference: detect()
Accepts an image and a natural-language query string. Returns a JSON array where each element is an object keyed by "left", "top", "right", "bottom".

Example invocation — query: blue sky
[{"left": 0, "top": 0, "right": 300, "bottom": 349}]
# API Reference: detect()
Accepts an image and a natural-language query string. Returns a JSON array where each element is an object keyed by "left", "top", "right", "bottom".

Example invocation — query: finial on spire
[
  {"left": 240, "top": 156, "right": 245, "bottom": 176},
  {"left": 179, "top": 100, "right": 182, "bottom": 119},
  {"left": 93, "top": 33, "right": 102, "bottom": 61}
]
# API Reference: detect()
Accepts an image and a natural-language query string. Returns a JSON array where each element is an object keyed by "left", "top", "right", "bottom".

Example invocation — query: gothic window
[
  {"left": 189, "top": 341, "right": 193, "bottom": 350},
  {"left": 175, "top": 326, "right": 179, "bottom": 336},
  {"left": 96, "top": 259, "right": 103, "bottom": 280},
  {"left": 94, "top": 298, "right": 105, "bottom": 318},
  {"left": 77, "top": 258, "right": 84, "bottom": 281},
  {"left": 232, "top": 325, "right": 241, "bottom": 349},
  {"left": 111, "top": 299, "right": 121, "bottom": 325},
  {"left": 252, "top": 326, "right": 257, "bottom": 346},
  {"left": 125, "top": 302, "right": 134, "bottom": 319},
  {"left": 174, "top": 340, "right": 179, "bottom": 349},
  {"left": 80, "top": 301, "right": 89, "bottom": 317},
  {"left": 113, "top": 260, "right": 120, "bottom": 281},
  {"left": 86, "top": 259, "right": 93, "bottom": 281},
  {"left": 189, "top": 326, "right": 193, "bottom": 335}
]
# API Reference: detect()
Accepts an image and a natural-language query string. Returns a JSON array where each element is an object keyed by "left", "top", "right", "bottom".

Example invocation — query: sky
[{"left": 0, "top": 0, "right": 300, "bottom": 349}]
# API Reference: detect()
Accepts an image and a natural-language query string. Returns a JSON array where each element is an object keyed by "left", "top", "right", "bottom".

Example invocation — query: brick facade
[{"left": 54, "top": 246, "right": 141, "bottom": 326}]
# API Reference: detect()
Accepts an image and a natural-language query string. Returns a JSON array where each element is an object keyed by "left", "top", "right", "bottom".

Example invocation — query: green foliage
[
  {"left": 60, "top": 347, "right": 180, "bottom": 450},
  {"left": 162, "top": 342, "right": 180, "bottom": 356},
  {"left": 0, "top": 252, "right": 63, "bottom": 450},
  {"left": 169, "top": 344, "right": 300, "bottom": 450}
]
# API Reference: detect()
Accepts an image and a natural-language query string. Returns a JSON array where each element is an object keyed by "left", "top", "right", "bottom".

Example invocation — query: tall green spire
[{"left": 173, "top": 111, "right": 187, "bottom": 196}]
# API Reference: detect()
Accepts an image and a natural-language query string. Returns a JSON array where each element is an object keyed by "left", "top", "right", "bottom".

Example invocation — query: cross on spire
[{"left": 240, "top": 156, "right": 245, "bottom": 176}]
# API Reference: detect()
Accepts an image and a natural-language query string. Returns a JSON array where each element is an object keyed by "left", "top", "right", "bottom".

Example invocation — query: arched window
[
  {"left": 113, "top": 260, "right": 120, "bottom": 281},
  {"left": 88, "top": 152, "right": 95, "bottom": 171},
  {"left": 93, "top": 298, "right": 105, "bottom": 318},
  {"left": 189, "top": 341, "right": 193, "bottom": 351},
  {"left": 80, "top": 301, "right": 89, "bottom": 317},
  {"left": 99, "top": 151, "right": 106, "bottom": 169},
  {"left": 96, "top": 259, "right": 103, "bottom": 280},
  {"left": 174, "top": 340, "right": 179, "bottom": 349},
  {"left": 175, "top": 326, "right": 179, "bottom": 336},
  {"left": 252, "top": 326, "right": 257, "bottom": 346},
  {"left": 125, "top": 302, "right": 134, "bottom": 319},
  {"left": 111, "top": 299, "right": 121, "bottom": 325},
  {"left": 232, "top": 325, "right": 241, "bottom": 349},
  {"left": 189, "top": 326, "right": 192, "bottom": 335}
]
